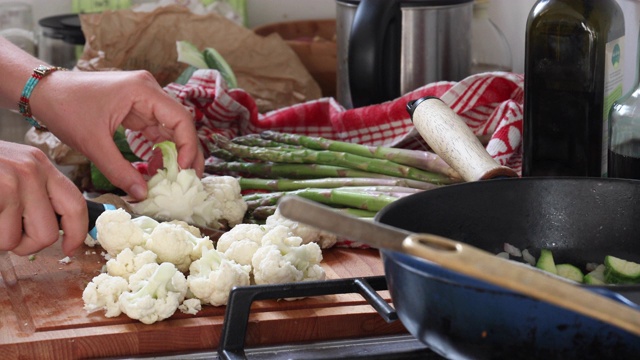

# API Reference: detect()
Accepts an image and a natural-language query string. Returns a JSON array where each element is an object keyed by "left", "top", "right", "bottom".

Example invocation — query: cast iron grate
[{"left": 217, "top": 276, "right": 442, "bottom": 360}]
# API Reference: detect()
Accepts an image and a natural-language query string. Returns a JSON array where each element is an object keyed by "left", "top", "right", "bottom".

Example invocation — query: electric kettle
[{"left": 336, "top": 0, "right": 473, "bottom": 108}]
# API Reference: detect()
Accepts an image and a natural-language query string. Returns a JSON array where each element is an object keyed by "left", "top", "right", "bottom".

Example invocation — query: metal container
[
  {"left": 37, "top": 14, "right": 85, "bottom": 69},
  {"left": 336, "top": 0, "right": 473, "bottom": 108}
]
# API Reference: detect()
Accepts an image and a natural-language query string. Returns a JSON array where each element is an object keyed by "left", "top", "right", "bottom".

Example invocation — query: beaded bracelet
[{"left": 18, "top": 65, "right": 67, "bottom": 130}]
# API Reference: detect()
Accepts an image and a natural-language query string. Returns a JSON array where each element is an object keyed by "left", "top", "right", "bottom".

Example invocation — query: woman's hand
[
  {"left": 0, "top": 141, "right": 87, "bottom": 256},
  {"left": 30, "top": 70, "right": 204, "bottom": 200}
]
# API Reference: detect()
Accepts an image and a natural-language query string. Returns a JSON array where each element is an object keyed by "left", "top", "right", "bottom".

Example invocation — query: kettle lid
[{"left": 38, "top": 14, "right": 85, "bottom": 45}]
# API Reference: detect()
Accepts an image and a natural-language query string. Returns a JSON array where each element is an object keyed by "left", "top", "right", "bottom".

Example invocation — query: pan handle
[
  {"left": 407, "top": 96, "right": 518, "bottom": 182},
  {"left": 403, "top": 234, "right": 640, "bottom": 338}
]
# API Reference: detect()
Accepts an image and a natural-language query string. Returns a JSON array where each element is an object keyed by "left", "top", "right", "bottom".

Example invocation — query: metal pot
[{"left": 336, "top": 0, "right": 473, "bottom": 109}]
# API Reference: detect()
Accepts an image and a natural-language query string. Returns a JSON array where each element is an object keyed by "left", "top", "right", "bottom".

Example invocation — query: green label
[{"left": 602, "top": 36, "right": 625, "bottom": 176}]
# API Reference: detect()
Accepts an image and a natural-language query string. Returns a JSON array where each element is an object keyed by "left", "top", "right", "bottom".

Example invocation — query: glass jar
[{"left": 470, "top": 0, "right": 512, "bottom": 73}]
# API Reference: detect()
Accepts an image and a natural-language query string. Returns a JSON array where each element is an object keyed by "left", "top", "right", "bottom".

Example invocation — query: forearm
[{"left": 0, "top": 36, "right": 52, "bottom": 111}]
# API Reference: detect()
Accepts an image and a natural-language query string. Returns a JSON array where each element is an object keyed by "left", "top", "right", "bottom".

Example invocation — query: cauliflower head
[
  {"left": 187, "top": 248, "right": 251, "bottom": 306},
  {"left": 96, "top": 208, "right": 146, "bottom": 256},
  {"left": 82, "top": 273, "right": 129, "bottom": 317},
  {"left": 201, "top": 175, "right": 248, "bottom": 229},
  {"left": 251, "top": 225, "right": 325, "bottom": 285},
  {"left": 216, "top": 223, "right": 269, "bottom": 266},
  {"left": 105, "top": 247, "right": 158, "bottom": 280},
  {"left": 131, "top": 141, "right": 218, "bottom": 228},
  {"left": 266, "top": 208, "right": 337, "bottom": 249},
  {"left": 119, "top": 262, "right": 188, "bottom": 325},
  {"left": 145, "top": 222, "right": 214, "bottom": 272}
]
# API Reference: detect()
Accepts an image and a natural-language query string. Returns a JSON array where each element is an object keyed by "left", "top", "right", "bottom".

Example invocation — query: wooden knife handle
[{"left": 408, "top": 96, "right": 518, "bottom": 182}]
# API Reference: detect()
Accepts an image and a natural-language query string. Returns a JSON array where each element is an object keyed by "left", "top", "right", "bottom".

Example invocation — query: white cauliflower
[
  {"left": 96, "top": 208, "right": 146, "bottom": 256},
  {"left": 145, "top": 222, "right": 214, "bottom": 272},
  {"left": 179, "top": 298, "right": 202, "bottom": 315},
  {"left": 82, "top": 273, "right": 129, "bottom": 317},
  {"left": 132, "top": 141, "right": 218, "bottom": 228},
  {"left": 187, "top": 248, "right": 251, "bottom": 306},
  {"left": 266, "top": 208, "right": 337, "bottom": 249},
  {"left": 216, "top": 223, "right": 270, "bottom": 266},
  {"left": 105, "top": 247, "right": 158, "bottom": 280},
  {"left": 201, "top": 175, "right": 248, "bottom": 228},
  {"left": 119, "top": 262, "right": 188, "bottom": 325},
  {"left": 251, "top": 225, "right": 325, "bottom": 285},
  {"left": 165, "top": 220, "right": 202, "bottom": 237},
  {"left": 131, "top": 215, "right": 160, "bottom": 234}
]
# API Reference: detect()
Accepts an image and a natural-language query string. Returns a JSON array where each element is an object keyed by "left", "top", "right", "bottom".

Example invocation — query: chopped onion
[
  {"left": 496, "top": 252, "right": 510, "bottom": 259},
  {"left": 585, "top": 262, "right": 600, "bottom": 272},
  {"left": 503, "top": 243, "right": 522, "bottom": 257},
  {"left": 522, "top": 249, "right": 536, "bottom": 266}
]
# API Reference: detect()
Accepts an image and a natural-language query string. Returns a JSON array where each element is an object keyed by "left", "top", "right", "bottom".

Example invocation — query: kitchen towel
[
  {"left": 126, "top": 69, "right": 524, "bottom": 247},
  {"left": 127, "top": 69, "right": 524, "bottom": 171}
]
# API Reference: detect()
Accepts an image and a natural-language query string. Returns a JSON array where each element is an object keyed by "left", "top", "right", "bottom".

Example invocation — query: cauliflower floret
[
  {"left": 266, "top": 208, "right": 337, "bottom": 249},
  {"left": 96, "top": 208, "right": 146, "bottom": 256},
  {"left": 145, "top": 222, "right": 214, "bottom": 272},
  {"left": 131, "top": 141, "right": 218, "bottom": 228},
  {"left": 82, "top": 273, "right": 129, "bottom": 317},
  {"left": 201, "top": 175, "right": 248, "bottom": 229},
  {"left": 216, "top": 223, "right": 270, "bottom": 266},
  {"left": 187, "top": 248, "right": 251, "bottom": 306},
  {"left": 131, "top": 216, "right": 160, "bottom": 234},
  {"left": 166, "top": 220, "right": 202, "bottom": 237},
  {"left": 179, "top": 298, "right": 202, "bottom": 315},
  {"left": 251, "top": 225, "right": 325, "bottom": 285},
  {"left": 119, "top": 262, "right": 187, "bottom": 325},
  {"left": 105, "top": 247, "right": 158, "bottom": 280}
]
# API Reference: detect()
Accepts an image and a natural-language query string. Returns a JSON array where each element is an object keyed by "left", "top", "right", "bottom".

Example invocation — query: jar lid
[{"left": 38, "top": 14, "right": 85, "bottom": 45}]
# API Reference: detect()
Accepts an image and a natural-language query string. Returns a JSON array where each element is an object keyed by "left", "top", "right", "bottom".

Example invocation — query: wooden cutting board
[{"left": 0, "top": 240, "right": 407, "bottom": 359}]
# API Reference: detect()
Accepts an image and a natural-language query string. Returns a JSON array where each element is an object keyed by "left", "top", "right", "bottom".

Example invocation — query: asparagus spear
[
  {"left": 260, "top": 131, "right": 460, "bottom": 179},
  {"left": 210, "top": 135, "right": 456, "bottom": 185},
  {"left": 206, "top": 161, "right": 408, "bottom": 180},
  {"left": 238, "top": 176, "right": 440, "bottom": 191},
  {"left": 232, "top": 134, "right": 301, "bottom": 149},
  {"left": 244, "top": 188, "right": 404, "bottom": 212},
  {"left": 249, "top": 205, "right": 277, "bottom": 220},
  {"left": 246, "top": 204, "right": 376, "bottom": 222}
]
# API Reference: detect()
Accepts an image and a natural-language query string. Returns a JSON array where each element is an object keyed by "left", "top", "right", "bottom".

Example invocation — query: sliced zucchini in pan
[
  {"left": 536, "top": 249, "right": 557, "bottom": 275},
  {"left": 555, "top": 263, "right": 584, "bottom": 283},
  {"left": 604, "top": 255, "right": 640, "bottom": 284}
]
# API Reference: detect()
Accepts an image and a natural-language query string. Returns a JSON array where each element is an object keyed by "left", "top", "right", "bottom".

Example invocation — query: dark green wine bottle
[{"left": 522, "top": 0, "right": 625, "bottom": 177}]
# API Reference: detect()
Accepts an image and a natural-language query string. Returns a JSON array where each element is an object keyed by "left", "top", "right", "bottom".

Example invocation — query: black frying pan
[{"left": 283, "top": 97, "right": 640, "bottom": 359}]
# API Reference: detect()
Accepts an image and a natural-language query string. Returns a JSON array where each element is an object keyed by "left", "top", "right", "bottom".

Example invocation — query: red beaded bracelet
[{"left": 18, "top": 65, "right": 66, "bottom": 130}]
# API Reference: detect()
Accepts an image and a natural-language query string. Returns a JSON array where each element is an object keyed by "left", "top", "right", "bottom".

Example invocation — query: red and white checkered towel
[
  {"left": 127, "top": 69, "right": 524, "bottom": 172},
  {"left": 126, "top": 69, "right": 524, "bottom": 247}
]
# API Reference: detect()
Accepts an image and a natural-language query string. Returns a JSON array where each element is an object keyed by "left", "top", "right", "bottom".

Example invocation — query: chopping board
[{"left": 0, "top": 239, "right": 407, "bottom": 359}]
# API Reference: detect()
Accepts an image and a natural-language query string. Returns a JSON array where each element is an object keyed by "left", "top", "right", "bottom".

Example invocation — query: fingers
[
  {"left": 135, "top": 76, "right": 204, "bottom": 175},
  {"left": 89, "top": 138, "right": 148, "bottom": 200},
  {"left": 0, "top": 144, "right": 87, "bottom": 256},
  {"left": 46, "top": 171, "right": 88, "bottom": 256}
]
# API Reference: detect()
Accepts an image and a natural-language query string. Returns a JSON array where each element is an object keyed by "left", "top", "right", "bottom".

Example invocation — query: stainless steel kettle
[{"left": 336, "top": 0, "right": 473, "bottom": 109}]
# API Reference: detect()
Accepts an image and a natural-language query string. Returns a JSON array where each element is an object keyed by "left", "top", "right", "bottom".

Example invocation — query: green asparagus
[
  {"left": 210, "top": 135, "right": 456, "bottom": 185},
  {"left": 238, "top": 176, "right": 440, "bottom": 191},
  {"left": 260, "top": 131, "right": 460, "bottom": 179}
]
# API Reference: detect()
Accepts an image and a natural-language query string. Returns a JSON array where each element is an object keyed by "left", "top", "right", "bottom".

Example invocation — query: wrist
[{"left": 18, "top": 65, "right": 67, "bottom": 130}]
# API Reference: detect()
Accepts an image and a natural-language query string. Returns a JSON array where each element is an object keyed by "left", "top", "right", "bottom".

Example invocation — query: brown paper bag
[{"left": 77, "top": 6, "right": 321, "bottom": 112}]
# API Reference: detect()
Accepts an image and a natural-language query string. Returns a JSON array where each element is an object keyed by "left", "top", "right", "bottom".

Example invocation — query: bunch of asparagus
[{"left": 205, "top": 131, "right": 460, "bottom": 223}]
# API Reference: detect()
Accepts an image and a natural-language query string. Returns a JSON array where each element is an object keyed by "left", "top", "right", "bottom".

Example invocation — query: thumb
[{"left": 90, "top": 141, "right": 148, "bottom": 200}]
